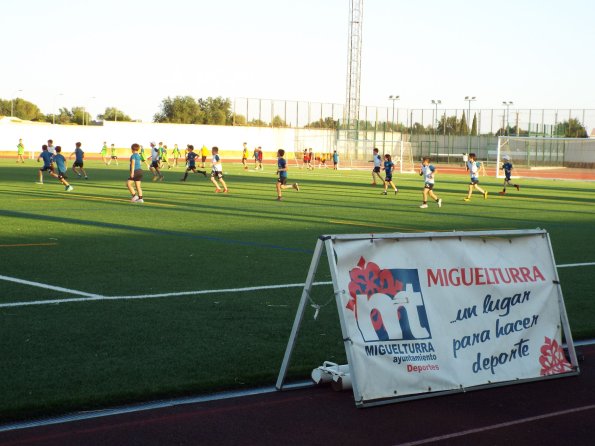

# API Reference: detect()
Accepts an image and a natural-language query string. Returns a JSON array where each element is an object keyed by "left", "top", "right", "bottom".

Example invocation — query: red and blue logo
[{"left": 347, "top": 257, "right": 431, "bottom": 342}]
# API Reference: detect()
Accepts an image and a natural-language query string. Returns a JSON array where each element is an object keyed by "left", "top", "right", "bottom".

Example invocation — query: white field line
[
  {"left": 0, "top": 277, "right": 333, "bottom": 309},
  {"left": 0, "top": 260, "right": 593, "bottom": 309}
]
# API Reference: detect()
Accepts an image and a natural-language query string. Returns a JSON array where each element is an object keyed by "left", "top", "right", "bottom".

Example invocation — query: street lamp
[
  {"left": 431, "top": 99, "right": 441, "bottom": 130},
  {"left": 464, "top": 96, "right": 476, "bottom": 152},
  {"left": 388, "top": 95, "right": 400, "bottom": 131},
  {"left": 11, "top": 89, "right": 23, "bottom": 117},
  {"left": 502, "top": 101, "right": 513, "bottom": 135},
  {"left": 52, "top": 93, "right": 64, "bottom": 125}
]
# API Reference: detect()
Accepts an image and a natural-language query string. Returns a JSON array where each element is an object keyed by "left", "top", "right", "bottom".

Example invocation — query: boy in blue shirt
[
  {"left": 36, "top": 144, "right": 55, "bottom": 184},
  {"left": 69, "top": 142, "right": 88, "bottom": 179},
  {"left": 127, "top": 143, "right": 144, "bottom": 203},
  {"left": 52, "top": 146, "right": 74, "bottom": 191},
  {"left": 499, "top": 155, "right": 520, "bottom": 195},
  {"left": 180, "top": 145, "right": 207, "bottom": 181},
  {"left": 464, "top": 153, "right": 488, "bottom": 201},
  {"left": 332, "top": 150, "right": 339, "bottom": 170},
  {"left": 381, "top": 154, "right": 398, "bottom": 195},
  {"left": 419, "top": 157, "right": 442, "bottom": 208},
  {"left": 276, "top": 149, "right": 299, "bottom": 200}
]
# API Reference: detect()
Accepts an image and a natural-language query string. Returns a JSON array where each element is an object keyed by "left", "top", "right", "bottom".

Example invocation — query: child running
[
  {"left": 36, "top": 144, "right": 53, "bottom": 184},
  {"left": 241, "top": 142, "right": 249, "bottom": 170},
  {"left": 69, "top": 142, "right": 88, "bottom": 179},
  {"left": 51, "top": 146, "right": 74, "bottom": 191},
  {"left": 161, "top": 144, "right": 172, "bottom": 169},
  {"left": 17, "top": 139, "right": 25, "bottom": 163},
  {"left": 149, "top": 142, "right": 164, "bottom": 181},
  {"left": 464, "top": 153, "right": 488, "bottom": 201},
  {"left": 180, "top": 145, "right": 207, "bottom": 181},
  {"left": 107, "top": 144, "right": 118, "bottom": 166},
  {"left": 100, "top": 142, "right": 108, "bottom": 165},
  {"left": 127, "top": 144, "right": 144, "bottom": 203},
  {"left": 276, "top": 149, "right": 299, "bottom": 201},
  {"left": 371, "top": 147, "right": 383, "bottom": 185},
  {"left": 332, "top": 150, "right": 339, "bottom": 170},
  {"left": 172, "top": 144, "right": 181, "bottom": 167},
  {"left": 499, "top": 155, "right": 520, "bottom": 195},
  {"left": 381, "top": 154, "right": 398, "bottom": 195},
  {"left": 210, "top": 147, "right": 228, "bottom": 193},
  {"left": 419, "top": 157, "right": 442, "bottom": 208}
]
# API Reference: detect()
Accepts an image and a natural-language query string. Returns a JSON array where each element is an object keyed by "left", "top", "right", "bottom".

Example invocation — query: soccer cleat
[
  {"left": 215, "top": 188, "right": 222, "bottom": 193},
  {"left": 293, "top": 183, "right": 300, "bottom": 191},
  {"left": 85, "top": 177, "right": 88, "bottom": 180},
  {"left": 463, "top": 197, "right": 470, "bottom": 202},
  {"left": 159, "top": 175, "right": 164, "bottom": 181},
  {"left": 419, "top": 204, "right": 428, "bottom": 209},
  {"left": 77, "top": 174, "right": 82, "bottom": 178},
  {"left": 484, "top": 191, "right": 488, "bottom": 200},
  {"left": 131, "top": 195, "right": 139, "bottom": 202},
  {"left": 499, "top": 191, "right": 505, "bottom": 195},
  {"left": 152, "top": 176, "right": 158, "bottom": 182},
  {"left": 515, "top": 184, "right": 520, "bottom": 191},
  {"left": 437, "top": 198, "right": 442, "bottom": 208},
  {"left": 223, "top": 188, "right": 229, "bottom": 193},
  {"left": 66, "top": 185, "right": 74, "bottom": 192},
  {"left": 394, "top": 188, "right": 398, "bottom": 195},
  {"left": 276, "top": 196, "right": 282, "bottom": 201},
  {"left": 371, "top": 182, "right": 377, "bottom": 186},
  {"left": 136, "top": 199, "right": 144, "bottom": 203}
]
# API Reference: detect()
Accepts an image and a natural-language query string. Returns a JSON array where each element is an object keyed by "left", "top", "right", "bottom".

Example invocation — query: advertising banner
[{"left": 331, "top": 233, "right": 575, "bottom": 403}]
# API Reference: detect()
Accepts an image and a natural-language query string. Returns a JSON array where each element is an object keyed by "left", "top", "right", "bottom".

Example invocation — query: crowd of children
[{"left": 19, "top": 137, "right": 520, "bottom": 207}]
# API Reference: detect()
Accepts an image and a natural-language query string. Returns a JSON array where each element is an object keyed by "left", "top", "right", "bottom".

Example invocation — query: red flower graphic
[
  {"left": 539, "top": 337, "right": 573, "bottom": 376},
  {"left": 346, "top": 257, "right": 403, "bottom": 312}
]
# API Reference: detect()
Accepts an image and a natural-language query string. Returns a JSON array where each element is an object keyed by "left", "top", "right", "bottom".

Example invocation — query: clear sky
[{"left": 2, "top": 0, "right": 593, "bottom": 122}]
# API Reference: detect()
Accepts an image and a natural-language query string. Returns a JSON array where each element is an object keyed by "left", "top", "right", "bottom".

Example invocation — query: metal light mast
[{"left": 345, "top": 0, "right": 363, "bottom": 140}]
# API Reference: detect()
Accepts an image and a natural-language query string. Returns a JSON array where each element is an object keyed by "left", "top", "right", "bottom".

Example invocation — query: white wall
[{"left": 0, "top": 119, "right": 336, "bottom": 156}]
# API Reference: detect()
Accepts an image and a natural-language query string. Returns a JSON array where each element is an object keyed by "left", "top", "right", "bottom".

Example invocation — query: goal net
[{"left": 495, "top": 136, "right": 595, "bottom": 179}]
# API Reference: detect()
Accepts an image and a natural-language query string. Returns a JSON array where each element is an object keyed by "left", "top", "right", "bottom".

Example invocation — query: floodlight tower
[{"left": 345, "top": 0, "right": 364, "bottom": 141}]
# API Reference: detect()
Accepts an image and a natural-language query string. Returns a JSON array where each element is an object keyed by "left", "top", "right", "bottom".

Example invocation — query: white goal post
[{"left": 496, "top": 136, "right": 595, "bottom": 178}]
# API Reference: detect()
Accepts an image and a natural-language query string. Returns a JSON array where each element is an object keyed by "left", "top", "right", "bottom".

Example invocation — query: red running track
[{"left": 0, "top": 345, "right": 593, "bottom": 446}]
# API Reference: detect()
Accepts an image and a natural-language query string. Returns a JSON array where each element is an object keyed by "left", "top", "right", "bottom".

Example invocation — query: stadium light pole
[
  {"left": 11, "top": 89, "right": 23, "bottom": 117},
  {"left": 388, "top": 95, "right": 400, "bottom": 131},
  {"left": 465, "top": 96, "right": 476, "bottom": 153},
  {"left": 52, "top": 93, "right": 64, "bottom": 125},
  {"left": 502, "top": 101, "right": 513, "bottom": 136},
  {"left": 431, "top": 99, "right": 441, "bottom": 130}
]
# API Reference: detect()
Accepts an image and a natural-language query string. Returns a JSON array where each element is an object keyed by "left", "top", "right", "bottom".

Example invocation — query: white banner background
[{"left": 332, "top": 234, "right": 574, "bottom": 403}]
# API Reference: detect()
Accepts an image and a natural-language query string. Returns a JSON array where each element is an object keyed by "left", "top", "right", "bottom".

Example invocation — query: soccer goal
[
  {"left": 395, "top": 140, "right": 415, "bottom": 174},
  {"left": 496, "top": 136, "right": 595, "bottom": 179}
]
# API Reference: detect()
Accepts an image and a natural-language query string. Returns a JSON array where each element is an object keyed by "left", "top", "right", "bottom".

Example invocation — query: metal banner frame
[{"left": 276, "top": 229, "right": 580, "bottom": 408}]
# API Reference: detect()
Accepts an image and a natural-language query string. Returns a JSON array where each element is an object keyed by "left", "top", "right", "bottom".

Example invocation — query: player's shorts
[
  {"left": 505, "top": 173, "right": 512, "bottom": 181},
  {"left": 111, "top": 155, "right": 118, "bottom": 159},
  {"left": 73, "top": 161, "right": 84, "bottom": 168},
  {"left": 211, "top": 170, "right": 223, "bottom": 179},
  {"left": 40, "top": 165, "right": 54, "bottom": 172},
  {"left": 18, "top": 151, "right": 24, "bottom": 156},
  {"left": 57, "top": 171, "right": 68, "bottom": 180},
  {"left": 186, "top": 165, "right": 196, "bottom": 172},
  {"left": 424, "top": 182, "right": 434, "bottom": 190},
  {"left": 278, "top": 177, "right": 287, "bottom": 185},
  {"left": 373, "top": 166, "right": 381, "bottom": 173},
  {"left": 242, "top": 157, "right": 247, "bottom": 162},
  {"left": 151, "top": 161, "right": 160, "bottom": 169},
  {"left": 128, "top": 169, "right": 143, "bottom": 182},
  {"left": 385, "top": 174, "right": 393, "bottom": 182},
  {"left": 470, "top": 178, "right": 479, "bottom": 185}
]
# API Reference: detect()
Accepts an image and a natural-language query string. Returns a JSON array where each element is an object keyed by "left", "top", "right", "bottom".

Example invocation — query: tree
[
  {"left": 0, "top": 98, "right": 45, "bottom": 121},
  {"left": 71, "top": 107, "right": 92, "bottom": 125},
  {"left": 305, "top": 117, "right": 338, "bottom": 129},
  {"left": 99, "top": 107, "right": 132, "bottom": 122},
  {"left": 459, "top": 112, "right": 468, "bottom": 135},
  {"left": 555, "top": 118, "right": 588, "bottom": 138},
  {"left": 232, "top": 114, "right": 246, "bottom": 125},
  {"left": 470, "top": 113, "right": 478, "bottom": 136},
  {"left": 248, "top": 119, "right": 268, "bottom": 127},
  {"left": 271, "top": 115, "right": 288, "bottom": 127},
  {"left": 197, "top": 97, "right": 232, "bottom": 125}
]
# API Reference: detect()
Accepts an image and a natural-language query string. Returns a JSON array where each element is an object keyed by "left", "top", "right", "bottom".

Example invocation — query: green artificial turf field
[{"left": 1, "top": 158, "right": 594, "bottom": 420}]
